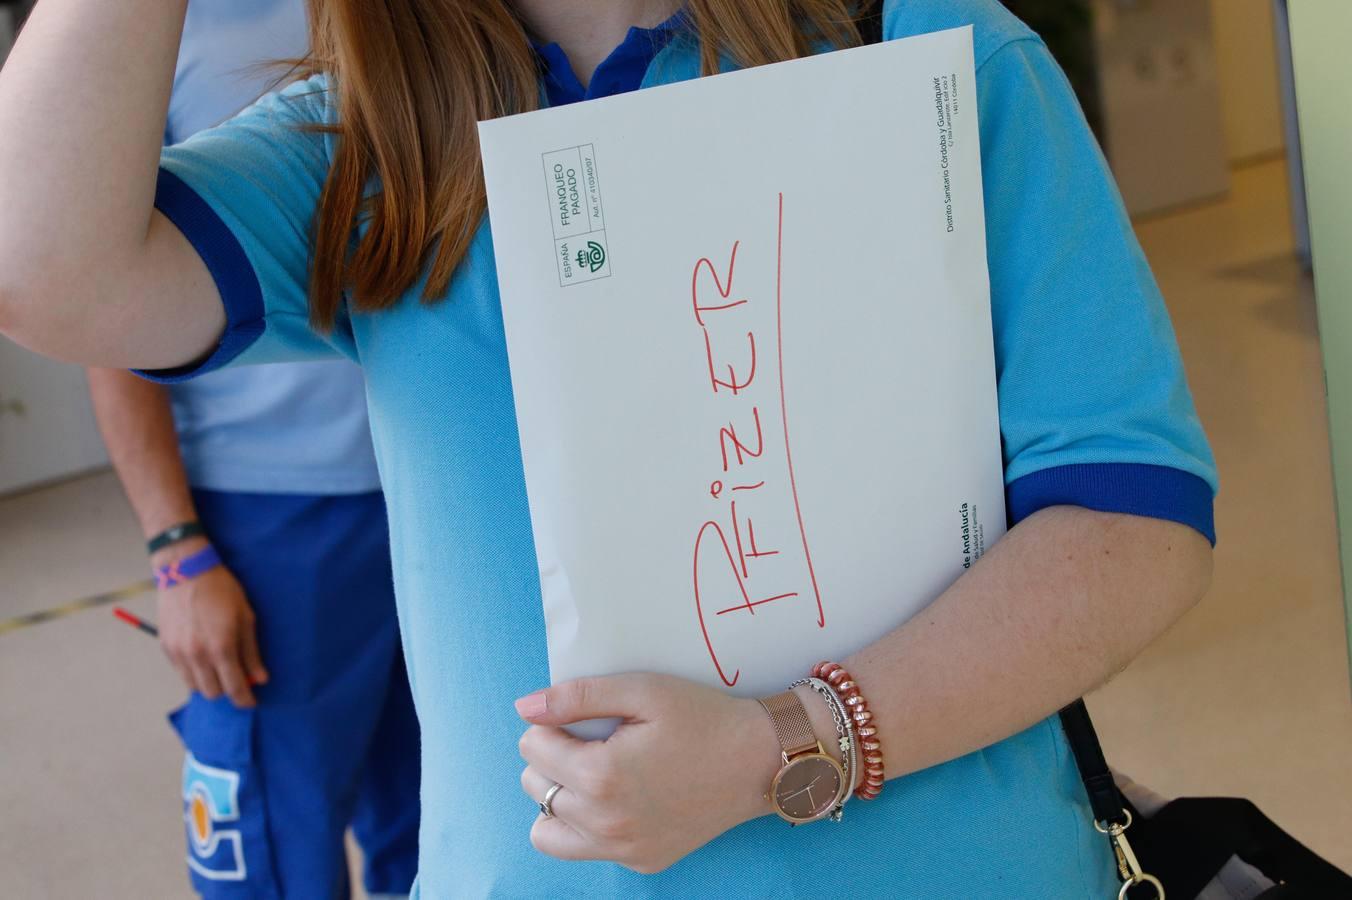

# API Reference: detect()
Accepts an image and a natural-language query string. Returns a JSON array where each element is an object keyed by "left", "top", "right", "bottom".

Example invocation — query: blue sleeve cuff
[
  {"left": 1007, "top": 463, "right": 1216, "bottom": 545},
  {"left": 133, "top": 168, "right": 266, "bottom": 384}
]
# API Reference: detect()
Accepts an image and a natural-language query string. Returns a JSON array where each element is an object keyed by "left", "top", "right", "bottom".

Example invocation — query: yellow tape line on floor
[{"left": 0, "top": 580, "right": 156, "bottom": 636}]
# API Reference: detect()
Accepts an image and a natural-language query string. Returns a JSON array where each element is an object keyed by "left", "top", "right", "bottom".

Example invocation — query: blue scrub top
[
  {"left": 142, "top": 0, "right": 1218, "bottom": 895},
  {"left": 163, "top": 0, "right": 380, "bottom": 495}
]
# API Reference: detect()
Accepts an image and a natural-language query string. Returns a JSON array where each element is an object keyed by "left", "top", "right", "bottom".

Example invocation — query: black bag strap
[
  {"left": 1058, "top": 698, "right": 1128, "bottom": 825},
  {"left": 1059, "top": 700, "right": 1167, "bottom": 898}
]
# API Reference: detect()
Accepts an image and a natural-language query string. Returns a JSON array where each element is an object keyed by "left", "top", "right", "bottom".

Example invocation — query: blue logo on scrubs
[{"left": 182, "top": 753, "right": 247, "bottom": 881}]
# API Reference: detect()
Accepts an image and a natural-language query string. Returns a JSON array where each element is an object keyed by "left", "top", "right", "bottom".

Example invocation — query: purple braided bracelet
[{"left": 154, "top": 545, "right": 223, "bottom": 590}]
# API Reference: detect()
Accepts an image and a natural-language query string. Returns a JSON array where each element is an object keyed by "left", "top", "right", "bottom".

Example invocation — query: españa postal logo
[
  {"left": 543, "top": 144, "right": 611, "bottom": 286},
  {"left": 576, "top": 241, "right": 606, "bottom": 274},
  {"left": 182, "top": 753, "right": 247, "bottom": 881}
]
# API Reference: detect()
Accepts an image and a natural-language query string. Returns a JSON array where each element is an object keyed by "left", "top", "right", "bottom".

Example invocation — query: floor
[{"left": 1, "top": 158, "right": 1349, "bottom": 897}]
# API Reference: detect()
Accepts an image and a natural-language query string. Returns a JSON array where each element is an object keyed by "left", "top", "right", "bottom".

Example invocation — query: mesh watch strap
[{"left": 758, "top": 690, "right": 819, "bottom": 758}]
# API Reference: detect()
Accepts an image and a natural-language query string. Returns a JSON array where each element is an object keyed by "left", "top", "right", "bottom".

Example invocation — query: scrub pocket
[{"left": 169, "top": 697, "right": 282, "bottom": 899}]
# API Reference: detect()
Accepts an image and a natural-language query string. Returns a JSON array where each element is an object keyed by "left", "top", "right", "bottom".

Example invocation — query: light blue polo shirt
[
  {"left": 143, "top": 0, "right": 1218, "bottom": 895},
  {"left": 163, "top": 0, "right": 380, "bottom": 495}
]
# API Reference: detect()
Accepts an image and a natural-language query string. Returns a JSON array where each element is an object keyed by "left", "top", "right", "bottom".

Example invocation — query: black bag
[{"left": 1059, "top": 700, "right": 1352, "bottom": 899}]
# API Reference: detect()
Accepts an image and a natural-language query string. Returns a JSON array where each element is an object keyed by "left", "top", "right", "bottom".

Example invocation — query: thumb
[
  {"left": 514, "top": 674, "right": 653, "bottom": 725},
  {"left": 239, "top": 620, "right": 269, "bottom": 686}
]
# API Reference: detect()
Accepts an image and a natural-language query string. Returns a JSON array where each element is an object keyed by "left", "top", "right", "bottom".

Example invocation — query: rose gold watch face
[{"left": 772, "top": 754, "right": 845, "bottom": 823}]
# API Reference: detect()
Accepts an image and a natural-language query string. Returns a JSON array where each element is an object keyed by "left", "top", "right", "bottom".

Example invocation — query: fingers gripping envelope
[{"left": 479, "top": 27, "right": 1005, "bottom": 738}]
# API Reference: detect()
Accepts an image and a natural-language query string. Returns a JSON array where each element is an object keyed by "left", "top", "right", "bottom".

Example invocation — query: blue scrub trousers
[{"left": 170, "top": 489, "right": 420, "bottom": 899}]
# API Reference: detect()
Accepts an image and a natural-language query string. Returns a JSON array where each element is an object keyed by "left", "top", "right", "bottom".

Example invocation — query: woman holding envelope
[{"left": 0, "top": 0, "right": 1215, "bottom": 896}]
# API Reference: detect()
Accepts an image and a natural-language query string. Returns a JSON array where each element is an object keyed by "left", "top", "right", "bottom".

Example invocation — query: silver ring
[{"left": 539, "top": 782, "right": 564, "bottom": 818}]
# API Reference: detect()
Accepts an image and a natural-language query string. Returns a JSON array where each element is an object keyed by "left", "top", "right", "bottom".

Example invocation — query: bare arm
[
  {"left": 0, "top": 0, "right": 223, "bottom": 369},
  {"left": 514, "top": 508, "right": 1212, "bottom": 872},
  {"left": 86, "top": 367, "right": 267, "bottom": 706},
  {"left": 85, "top": 368, "right": 196, "bottom": 537},
  {"left": 790, "top": 506, "right": 1212, "bottom": 786}
]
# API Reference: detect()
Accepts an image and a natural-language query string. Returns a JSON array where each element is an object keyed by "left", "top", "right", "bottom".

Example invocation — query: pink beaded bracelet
[{"left": 812, "top": 661, "right": 886, "bottom": 800}]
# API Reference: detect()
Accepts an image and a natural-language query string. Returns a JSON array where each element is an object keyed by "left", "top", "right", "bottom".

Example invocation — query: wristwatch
[{"left": 758, "top": 690, "right": 847, "bottom": 825}]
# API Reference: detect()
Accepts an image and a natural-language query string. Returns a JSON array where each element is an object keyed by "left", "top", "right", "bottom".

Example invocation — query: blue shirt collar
[{"left": 534, "top": 11, "right": 687, "bottom": 107}]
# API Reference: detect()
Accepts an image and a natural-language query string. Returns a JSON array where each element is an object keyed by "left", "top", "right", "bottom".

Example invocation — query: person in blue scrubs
[
  {"left": 83, "top": 2, "right": 419, "bottom": 897},
  {"left": 2, "top": 0, "right": 1216, "bottom": 896}
]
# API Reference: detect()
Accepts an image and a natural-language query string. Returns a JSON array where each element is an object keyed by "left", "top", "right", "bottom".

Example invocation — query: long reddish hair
[{"left": 300, "top": 1, "right": 865, "bottom": 329}]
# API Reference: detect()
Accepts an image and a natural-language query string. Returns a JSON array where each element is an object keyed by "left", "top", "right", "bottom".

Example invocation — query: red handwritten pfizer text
[{"left": 691, "top": 194, "right": 823, "bottom": 687}]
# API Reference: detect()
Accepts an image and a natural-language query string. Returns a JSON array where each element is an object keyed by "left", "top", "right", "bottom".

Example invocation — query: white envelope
[{"left": 480, "top": 26, "right": 1006, "bottom": 737}]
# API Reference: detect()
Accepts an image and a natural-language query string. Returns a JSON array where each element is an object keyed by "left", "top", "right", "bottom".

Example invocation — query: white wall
[
  {"left": 1209, "top": 0, "right": 1287, "bottom": 161},
  {"left": 1093, "top": 0, "right": 1232, "bottom": 216},
  {"left": 0, "top": 341, "right": 107, "bottom": 495}
]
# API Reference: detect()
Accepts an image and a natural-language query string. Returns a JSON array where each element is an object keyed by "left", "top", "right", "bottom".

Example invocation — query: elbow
[
  {"left": 0, "top": 232, "right": 30, "bottom": 339},
  {"left": 0, "top": 245, "right": 24, "bottom": 338},
  {"left": 0, "top": 271, "right": 43, "bottom": 352},
  {"left": 0, "top": 268, "right": 83, "bottom": 363},
  {"left": 1084, "top": 509, "right": 1215, "bottom": 656},
  {"left": 0, "top": 242, "right": 39, "bottom": 344},
  {"left": 0, "top": 233, "right": 77, "bottom": 352},
  {"left": 0, "top": 277, "right": 27, "bottom": 345},
  {"left": 1133, "top": 517, "right": 1214, "bottom": 630},
  {"left": 1134, "top": 520, "right": 1214, "bottom": 661},
  {"left": 1094, "top": 522, "right": 1213, "bottom": 689},
  {"left": 1180, "top": 536, "right": 1214, "bottom": 615},
  {"left": 0, "top": 236, "right": 107, "bottom": 361}
]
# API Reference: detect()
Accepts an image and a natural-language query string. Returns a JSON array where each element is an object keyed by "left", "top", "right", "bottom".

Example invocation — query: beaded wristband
[
  {"left": 812, "top": 661, "right": 886, "bottom": 799},
  {"left": 154, "top": 544, "right": 223, "bottom": 590}
]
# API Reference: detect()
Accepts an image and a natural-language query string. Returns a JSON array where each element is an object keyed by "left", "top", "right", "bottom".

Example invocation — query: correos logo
[{"left": 575, "top": 240, "right": 606, "bottom": 274}]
